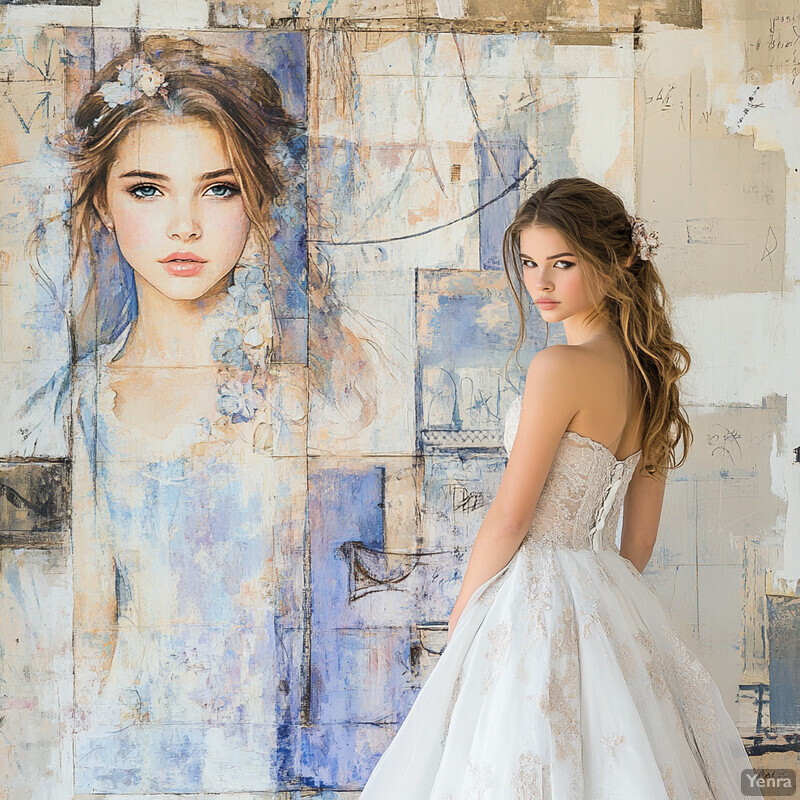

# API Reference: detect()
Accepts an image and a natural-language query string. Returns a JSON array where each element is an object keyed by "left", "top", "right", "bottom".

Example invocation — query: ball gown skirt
[{"left": 359, "top": 396, "right": 760, "bottom": 800}]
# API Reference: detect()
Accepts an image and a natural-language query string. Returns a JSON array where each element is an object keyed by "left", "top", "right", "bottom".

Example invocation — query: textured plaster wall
[{"left": 0, "top": 0, "right": 797, "bottom": 794}]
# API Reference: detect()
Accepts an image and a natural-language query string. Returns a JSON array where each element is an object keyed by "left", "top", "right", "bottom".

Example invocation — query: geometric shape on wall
[{"left": 0, "top": 459, "right": 69, "bottom": 549}]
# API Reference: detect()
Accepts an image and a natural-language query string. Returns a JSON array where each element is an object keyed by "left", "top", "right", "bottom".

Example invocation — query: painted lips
[
  {"left": 537, "top": 301, "right": 559, "bottom": 308},
  {"left": 159, "top": 251, "right": 208, "bottom": 277}
]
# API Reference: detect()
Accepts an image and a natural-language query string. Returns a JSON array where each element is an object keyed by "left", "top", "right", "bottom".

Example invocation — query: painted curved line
[{"left": 309, "top": 158, "right": 537, "bottom": 247}]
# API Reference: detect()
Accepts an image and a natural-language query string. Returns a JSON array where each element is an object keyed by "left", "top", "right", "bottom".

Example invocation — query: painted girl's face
[
  {"left": 518, "top": 224, "right": 595, "bottom": 321},
  {"left": 101, "top": 117, "right": 251, "bottom": 301}
]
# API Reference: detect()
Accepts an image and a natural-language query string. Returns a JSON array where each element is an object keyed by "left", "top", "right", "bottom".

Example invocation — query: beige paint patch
[
  {"left": 743, "top": 0, "right": 800, "bottom": 84},
  {"left": 378, "top": 455, "right": 421, "bottom": 550},
  {"left": 210, "top": 0, "right": 699, "bottom": 28},
  {"left": 639, "top": 0, "right": 702, "bottom": 28},
  {"left": 652, "top": 394, "right": 785, "bottom": 706},
  {"left": 211, "top": 0, "right": 439, "bottom": 26},
  {"left": 0, "top": 27, "right": 65, "bottom": 166},
  {"left": 637, "top": 33, "right": 787, "bottom": 297},
  {"left": 465, "top": 0, "right": 547, "bottom": 24},
  {"left": 464, "top": 0, "right": 643, "bottom": 29}
]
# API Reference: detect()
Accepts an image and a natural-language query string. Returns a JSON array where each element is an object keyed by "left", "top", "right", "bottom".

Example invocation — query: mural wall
[{"left": 0, "top": 0, "right": 797, "bottom": 796}]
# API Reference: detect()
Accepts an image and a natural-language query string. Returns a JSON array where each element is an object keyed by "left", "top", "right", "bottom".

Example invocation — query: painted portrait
[{"left": 7, "top": 28, "right": 309, "bottom": 794}]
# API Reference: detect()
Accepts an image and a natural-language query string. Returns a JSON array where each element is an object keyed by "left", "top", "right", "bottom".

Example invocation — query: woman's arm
[
  {"left": 447, "top": 346, "right": 581, "bottom": 641},
  {"left": 619, "top": 463, "right": 667, "bottom": 572}
]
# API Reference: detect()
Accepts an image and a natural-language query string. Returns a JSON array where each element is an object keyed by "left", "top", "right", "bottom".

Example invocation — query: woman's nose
[
  {"left": 167, "top": 197, "right": 202, "bottom": 241},
  {"left": 536, "top": 268, "right": 553, "bottom": 289}
]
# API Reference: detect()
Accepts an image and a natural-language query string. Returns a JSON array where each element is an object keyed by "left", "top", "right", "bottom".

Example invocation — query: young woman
[
  {"left": 19, "top": 35, "right": 307, "bottom": 792},
  {"left": 360, "top": 178, "right": 761, "bottom": 799}
]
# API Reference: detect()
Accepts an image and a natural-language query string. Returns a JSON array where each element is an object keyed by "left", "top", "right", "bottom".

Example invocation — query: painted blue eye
[
  {"left": 130, "top": 184, "right": 159, "bottom": 198},
  {"left": 206, "top": 183, "right": 240, "bottom": 198}
]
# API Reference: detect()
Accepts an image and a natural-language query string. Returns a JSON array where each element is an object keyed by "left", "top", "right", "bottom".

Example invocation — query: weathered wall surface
[{"left": 0, "top": 0, "right": 796, "bottom": 794}]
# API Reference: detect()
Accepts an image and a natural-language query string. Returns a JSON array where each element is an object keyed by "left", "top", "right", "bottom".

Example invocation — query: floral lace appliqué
[
  {"left": 512, "top": 752, "right": 543, "bottom": 800},
  {"left": 480, "top": 620, "right": 512, "bottom": 695},
  {"left": 503, "top": 395, "right": 640, "bottom": 552}
]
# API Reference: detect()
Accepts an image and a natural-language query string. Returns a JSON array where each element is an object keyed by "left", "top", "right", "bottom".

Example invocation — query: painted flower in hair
[
  {"left": 228, "top": 264, "right": 269, "bottom": 316},
  {"left": 98, "top": 57, "right": 167, "bottom": 109},
  {"left": 629, "top": 215, "right": 661, "bottom": 261},
  {"left": 217, "top": 379, "right": 263, "bottom": 424}
]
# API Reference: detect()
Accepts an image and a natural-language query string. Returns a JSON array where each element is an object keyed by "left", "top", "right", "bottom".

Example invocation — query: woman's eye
[
  {"left": 522, "top": 259, "right": 536, "bottom": 269},
  {"left": 205, "top": 183, "right": 240, "bottom": 198},
  {"left": 555, "top": 260, "right": 575, "bottom": 269},
  {"left": 128, "top": 184, "right": 160, "bottom": 199}
]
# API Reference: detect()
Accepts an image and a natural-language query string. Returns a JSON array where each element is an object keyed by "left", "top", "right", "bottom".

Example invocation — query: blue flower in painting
[
  {"left": 211, "top": 328, "right": 251, "bottom": 370},
  {"left": 228, "top": 265, "right": 268, "bottom": 316},
  {"left": 217, "top": 379, "right": 263, "bottom": 424}
]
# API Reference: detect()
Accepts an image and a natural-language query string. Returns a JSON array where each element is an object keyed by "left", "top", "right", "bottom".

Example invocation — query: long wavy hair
[
  {"left": 502, "top": 177, "right": 692, "bottom": 479},
  {"left": 63, "top": 33, "right": 302, "bottom": 361}
]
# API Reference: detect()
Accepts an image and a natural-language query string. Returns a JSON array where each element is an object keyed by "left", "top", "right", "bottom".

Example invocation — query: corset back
[{"left": 504, "top": 395, "right": 642, "bottom": 552}]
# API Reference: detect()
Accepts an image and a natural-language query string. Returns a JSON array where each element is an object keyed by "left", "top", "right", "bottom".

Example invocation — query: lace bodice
[{"left": 503, "top": 395, "right": 642, "bottom": 552}]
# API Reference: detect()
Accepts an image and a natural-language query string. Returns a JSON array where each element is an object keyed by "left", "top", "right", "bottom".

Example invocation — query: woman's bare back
[{"left": 561, "top": 335, "right": 644, "bottom": 462}]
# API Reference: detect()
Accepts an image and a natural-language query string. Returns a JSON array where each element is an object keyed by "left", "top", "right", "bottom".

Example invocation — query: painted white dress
[
  {"left": 360, "top": 395, "right": 760, "bottom": 800},
  {"left": 70, "top": 338, "right": 302, "bottom": 794}
]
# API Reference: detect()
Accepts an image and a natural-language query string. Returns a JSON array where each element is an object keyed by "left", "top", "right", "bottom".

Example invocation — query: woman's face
[
  {"left": 100, "top": 117, "right": 251, "bottom": 301},
  {"left": 518, "top": 224, "right": 596, "bottom": 321}
]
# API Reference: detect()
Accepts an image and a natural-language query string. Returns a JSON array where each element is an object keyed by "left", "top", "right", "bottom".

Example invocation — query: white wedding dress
[{"left": 360, "top": 395, "right": 760, "bottom": 799}]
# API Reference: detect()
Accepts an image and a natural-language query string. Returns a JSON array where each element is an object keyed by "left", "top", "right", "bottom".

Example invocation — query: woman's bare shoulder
[
  {"left": 526, "top": 344, "right": 591, "bottom": 396},
  {"left": 526, "top": 343, "right": 582, "bottom": 372},
  {"left": 554, "top": 337, "right": 634, "bottom": 394},
  {"left": 531, "top": 339, "right": 642, "bottom": 446}
]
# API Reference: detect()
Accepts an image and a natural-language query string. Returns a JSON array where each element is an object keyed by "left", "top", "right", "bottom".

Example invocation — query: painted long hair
[
  {"left": 502, "top": 177, "right": 692, "bottom": 480},
  {"left": 65, "top": 34, "right": 302, "bottom": 360}
]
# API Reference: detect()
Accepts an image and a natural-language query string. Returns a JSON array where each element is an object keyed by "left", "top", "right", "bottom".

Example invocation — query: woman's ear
[{"left": 93, "top": 194, "right": 114, "bottom": 231}]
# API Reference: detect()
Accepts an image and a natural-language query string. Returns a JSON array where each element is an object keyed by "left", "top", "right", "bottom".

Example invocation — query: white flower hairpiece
[
  {"left": 98, "top": 57, "right": 167, "bottom": 110},
  {"left": 628, "top": 214, "right": 660, "bottom": 261}
]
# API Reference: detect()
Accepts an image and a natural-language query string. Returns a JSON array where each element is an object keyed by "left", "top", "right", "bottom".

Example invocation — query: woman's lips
[
  {"left": 159, "top": 252, "right": 207, "bottom": 277},
  {"left": 537, "top": 300, "right": 559, "bottom": 308}
]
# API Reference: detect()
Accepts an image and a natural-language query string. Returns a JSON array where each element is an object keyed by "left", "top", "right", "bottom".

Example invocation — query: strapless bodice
[{"left": 503, "top": 395, "right": 642, "bottom": 552}]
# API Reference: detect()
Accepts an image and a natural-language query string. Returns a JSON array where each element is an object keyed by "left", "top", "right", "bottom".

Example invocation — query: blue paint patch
[
  {"left": 477, "top": 127, "right": 525, "bottom": 271},
  {"left": 534, "top": 100, "right": 578, "bottom": 185},
  {"left": 303, "top": 465, "right": 420, "bottom": 786},
  {"left": 767, "top": 595, "right": 800, "bottom": 725},
  {"left": 416, "top": 269, "right": 542, "bottom": 435}
]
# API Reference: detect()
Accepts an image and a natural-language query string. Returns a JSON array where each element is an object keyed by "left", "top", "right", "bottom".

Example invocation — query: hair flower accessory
[
  {"left": 629, "top": 214, "right": 660, "bottom": 261},
  {"left": 98, "top": 57, "right": 168, "bottom": 109}
]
